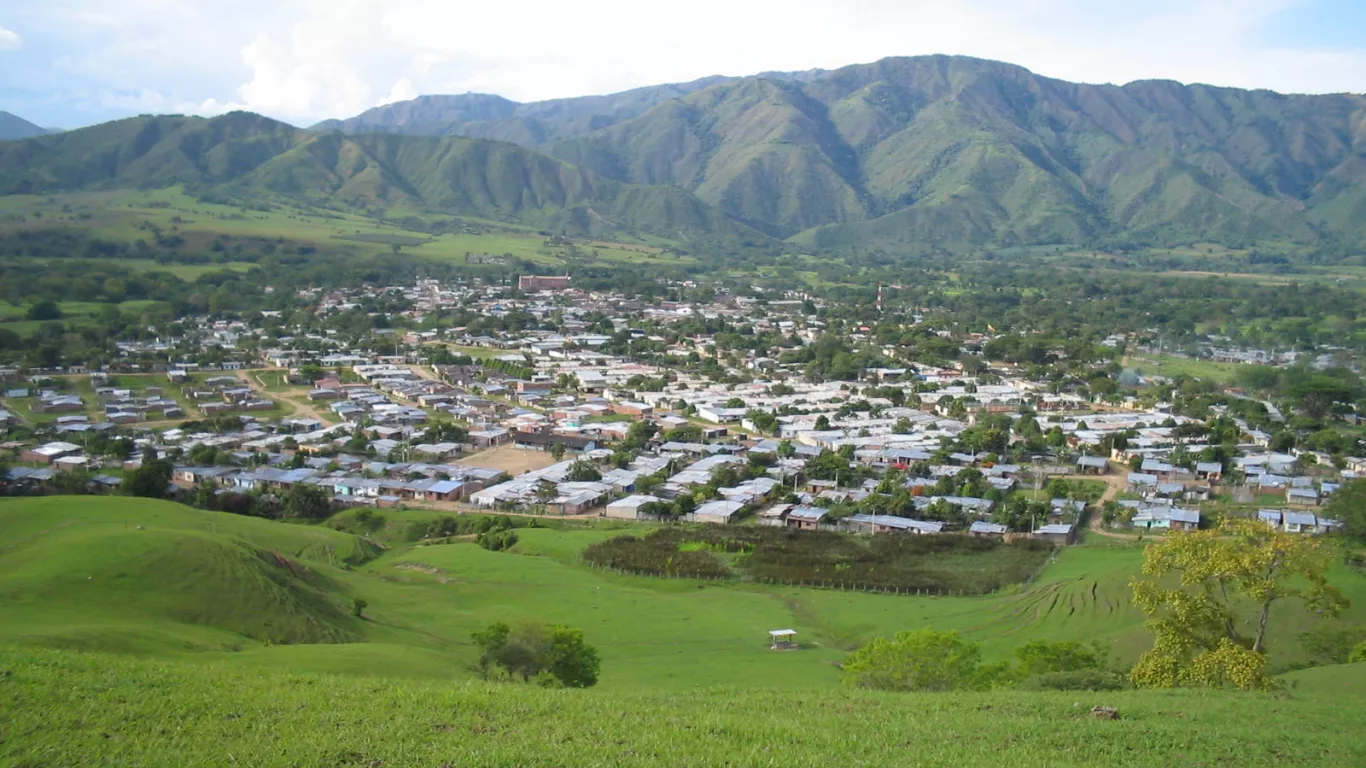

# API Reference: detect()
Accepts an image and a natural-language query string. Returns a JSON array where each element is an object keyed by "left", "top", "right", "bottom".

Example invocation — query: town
[{"left": 2, "top": 274, "right": 1355, "bottom": 543}]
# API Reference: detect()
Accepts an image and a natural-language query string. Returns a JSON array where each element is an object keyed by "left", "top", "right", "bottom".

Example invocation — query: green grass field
[
  {"left": 1126, "top": 353, "right": 1248, "bottom": 385},
  {"left": 3, "top": 645, "right": 1363, "bottom": 767},
  {"left": 4, "top": 497, "right": 1364, "bottom": 687},
  {"left": 3, "top": 496, "right": 1366, "bottom": 765}
]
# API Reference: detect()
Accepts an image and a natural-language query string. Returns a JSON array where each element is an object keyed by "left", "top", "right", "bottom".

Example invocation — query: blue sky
[{"left": 1, "top": 0, "right": 1363, "bottom": 130}]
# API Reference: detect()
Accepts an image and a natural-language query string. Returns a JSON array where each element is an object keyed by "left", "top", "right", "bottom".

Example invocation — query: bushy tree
[
  {"left": 565, "top": 459, "right": 601, "bottom": 482},
  {"left": 125, "top": 457, "right": 173, "bottom": 499},
  {"left": 282, "top": 483, "right": 333, "bottom": 520},
  {"left": 1130, "top": 519, "right": 1347, "bottom": 690},
  {"left": 843, "top": 629, "right": 983, "bottom": 691},
  {"left": 1324, "top": 479, "right": 1366, "bottom": 541},
  {"left": 471, "top": 621, "right": 600, "bottom": 688}
]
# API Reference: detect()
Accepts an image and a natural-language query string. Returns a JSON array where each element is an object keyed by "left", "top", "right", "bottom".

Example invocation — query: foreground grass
[{"left": 1, "top": 646, "right": 1363, "bottom": 767}]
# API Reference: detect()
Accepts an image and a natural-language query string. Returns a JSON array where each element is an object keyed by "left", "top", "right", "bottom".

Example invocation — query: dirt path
[
  {"left": 1051, "top": 464, "right": 1139, "bottom": 540},
  {"left": 233, "top": 369, "right": 330, "bottom": 423}
]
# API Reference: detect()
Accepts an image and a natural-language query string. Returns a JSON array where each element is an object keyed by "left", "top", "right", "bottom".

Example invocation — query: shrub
[
  {"left": 477, "top": 530, "right": 519, "bottom": 552},
  {"left": 1018, "top": 670, "right": 1128, "bottom": 691},
  {"left": 843, "top": 629, "right": 983, "bottom": 692}
]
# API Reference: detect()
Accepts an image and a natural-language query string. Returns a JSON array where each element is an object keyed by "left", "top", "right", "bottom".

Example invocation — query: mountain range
[{"left": 3, "top": 55, "right": 1365, "bottom": 256}]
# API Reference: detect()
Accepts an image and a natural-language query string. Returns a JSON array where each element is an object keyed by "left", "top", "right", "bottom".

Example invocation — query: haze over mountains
[{"left": 4, "top": 55, "right": 1366, "bottom": 255}]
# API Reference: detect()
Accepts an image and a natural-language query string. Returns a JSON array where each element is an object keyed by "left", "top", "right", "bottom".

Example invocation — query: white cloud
[
  {"left": 0, "top": 24, "right": 21, "bottom": 51},
  {"left": 4, "top": 0, "right": 1365, "bottom": 127}
]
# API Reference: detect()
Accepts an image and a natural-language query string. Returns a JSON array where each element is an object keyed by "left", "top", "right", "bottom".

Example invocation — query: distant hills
[
  {"left": 0, "top": 111, "right": 52, "bottom": 141},
  {"left": 4, "top": 55, "right": 1366, "bottom": 256},
  {"left": 0, "top": 112, "right": 758, "bottom": 242},
  {"left": 318, "top": 56, "right": 1366, "bottom": 255}
]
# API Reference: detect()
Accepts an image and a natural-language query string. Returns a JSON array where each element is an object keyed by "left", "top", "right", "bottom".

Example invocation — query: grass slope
[
  {"left": 3, "top": 497, "right": 1364, "bottom": 690},
  {"left": 2, "top": 646, "right": 1364, "bottom": 767},
  {"left": 0, "top": 497, "right": 375, "bottom": 654}
]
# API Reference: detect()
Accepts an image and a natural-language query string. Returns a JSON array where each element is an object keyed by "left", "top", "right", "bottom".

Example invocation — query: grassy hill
[
  {"left": 0, "top": 497, "right": 375, "bottom": 654},
  {"left": 3, "top": 496, "right": 1365, "bottom": 688},
  {"left": 3, "top": 496, "right": 1366, "bottom": 764}
]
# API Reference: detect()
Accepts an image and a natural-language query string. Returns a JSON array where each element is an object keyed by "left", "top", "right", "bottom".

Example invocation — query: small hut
[{"left": 768, "top": 629, "right": 797, "bottom": 650}]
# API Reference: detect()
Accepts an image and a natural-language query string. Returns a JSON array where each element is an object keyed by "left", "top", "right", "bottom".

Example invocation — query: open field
[
  {"left": 0, "top": 298, "right": 170, "bottom": 338},
  {"left": 3, "top": 645, "right": 1364, "bottom": 768},
  {"left": 3, "top": 496, "right": 1366, "bottom": 765},
  {"left": 4, "top": 496, "right": 1365, "bottom": 692},
  {"left": 1126, "top": 353, "right": 1250, "bottom": 385},
  {"left": 456, "top": 445, "right": 558, "bottom": 475}
]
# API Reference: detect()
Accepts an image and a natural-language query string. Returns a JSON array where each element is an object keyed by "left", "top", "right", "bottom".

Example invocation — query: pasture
[
  {"left": 3, "top": 644, "right": 1363, "bottom": 767},
  {"left": 3, "top": 496, "right": 1365, "bottom": 692}
]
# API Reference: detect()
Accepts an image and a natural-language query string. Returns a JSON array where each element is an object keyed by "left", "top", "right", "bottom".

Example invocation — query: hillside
[
  {"left": 0, "top": 497, "right": 374, "bottom": 653},
  {"left": 0, "top": 112, "right": 760, "bottom": 242},
  {"left": 2, "top": 646, "right": 1364, "bottom": 766},
  {"left": 330, "top": 55, "right": 1366, "bottom": 254},
  {"left": 0, "top": 110, "right": 50, "bottom": 141},
  {"left": 310, "top": 75, "right": 738, "bottom": 145},
  {"left": 4, "top": 496, "right": 1366, "bottom": 764}
]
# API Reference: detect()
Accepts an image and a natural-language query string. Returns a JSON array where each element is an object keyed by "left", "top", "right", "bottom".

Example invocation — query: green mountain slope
[
  {"left": 544, "top": 56, "right": 1366, "bottom": 250},
  {"left": 0, "top": 113, "right": 758, "bottom": 241},
  {"left": 0, "top": 110, "right": 51, "bottom": 140},
  {"left": 310, "top": 76, "right": 736, "bottom": 145}
]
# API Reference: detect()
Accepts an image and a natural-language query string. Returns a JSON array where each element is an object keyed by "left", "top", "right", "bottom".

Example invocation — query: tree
[
  {"left": 282, "top": 483, "right": 333, "bottom": 520},
  {"left": 27, "top": 299, "right": 62, "bottom": 321},
  {"left": 549, "top": 442, "right": 567, "bottom": 461},
  {"left": 1014, "top": 641, "right": 1101, "bottom": 677},
  {"left": 814, "top": 415, "right": 831, "bottom": 431},
  {"left": 1130, "top": 519, "right": 1348, "bottom": 690},
  {"left": 1323, "top": 478, "right": 1366, "bottom": 541},
  {"left": 125, "top": 458, "right": 173, "bottom": 499},
  {"left": 352, "top": 598, "right": 368, "bottom": 618},
  {"left": 471, "top": 621, "right": 599, "bottom": 688},
  {"left": 843, "top": 629, "right": 984, "bottom": 692},
  {"left": 565, "top": 459, "right": 601, "bottom": 482}
]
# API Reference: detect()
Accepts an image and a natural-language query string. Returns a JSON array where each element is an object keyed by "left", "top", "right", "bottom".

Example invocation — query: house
[
  {"left": 604, "top": 494, "right": 664, "bottom": 521},
  {"left": 513, "top": 430, "right": 597, "bottom": 453},
  {"left": 1282, "top": 511, "right": 1320, "bottom": 534},
  {"left": 756, "top": 503, "right": 793, "bottom": 527},
  {"left": 1076, "top": 456, "right": 1109, "bottom": 474},
  {"left": 786, "top": 505, "right": 828, "bottom": 530},
  {"left": 1032, "top": 523, "right": 1076, "bottom": 544},
  {"left": 843, "top": 514, "right": 943, "bottom": 535},
  {"left": 1287, "top": 487, "right": 1320, "bottom": 506},
  {"left": 691, "top": 499, "right": 745, "bottom": 525},
  {"left": 1195, "top": 462, "right": 1224, "bottom": 481},
  {"left": 1127, "top": 472, "right": 1159, "bottom": 491},
  {"left": 424, "top": 480, "right": 467, "bottom": 502},
  {"left": 969, "top": 521, "right": 1008, "bottom": 537},
  {"left": 1132, "top": 506, "right": 1201, "bottom": 531},
  {"left": 19, "top": 441, "right": 83, "bottom": 464}
]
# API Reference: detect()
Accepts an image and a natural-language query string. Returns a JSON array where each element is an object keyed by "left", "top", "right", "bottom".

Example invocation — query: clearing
[{"left": 456, "top": 445, "right": 558, "bottom": 475}]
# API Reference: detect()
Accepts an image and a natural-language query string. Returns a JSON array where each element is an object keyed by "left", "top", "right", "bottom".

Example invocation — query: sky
[{"left": 1, "top": 0, "right": 1364, "bottom": 129}]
